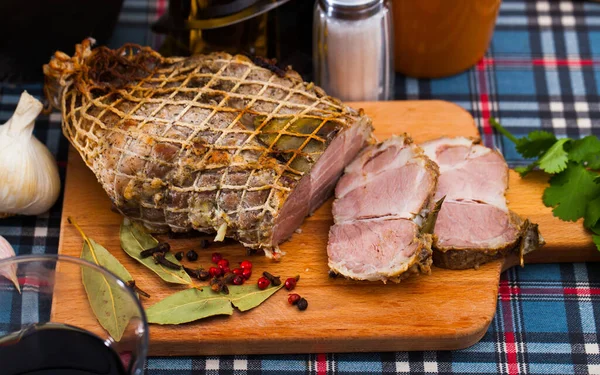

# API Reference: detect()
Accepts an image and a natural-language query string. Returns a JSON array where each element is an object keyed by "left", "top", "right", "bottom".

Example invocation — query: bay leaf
[
  {"left": 146, "top": 288, "right": 233, "bottom": 325},
  {"left": 228, "top": 284, "right": 284, "bottom": 312},
  {"left": 120, "top": 220, "right": 192, "bottom": 285},
  {"left": 146, "top": 284, "right": 284, "bottom": 325},
  {"left": 69, "top": 218, "right": 136, "bottom": 342}
]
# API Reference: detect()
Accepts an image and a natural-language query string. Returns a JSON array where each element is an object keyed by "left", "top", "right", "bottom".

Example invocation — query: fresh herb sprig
[{"left": 491, "top": 118, "right": 600, "bottom": 250}]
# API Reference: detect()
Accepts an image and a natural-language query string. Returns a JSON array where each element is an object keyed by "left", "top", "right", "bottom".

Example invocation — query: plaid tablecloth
[{"left": 1, "top": 0, "right": 600, "bottom": 374}]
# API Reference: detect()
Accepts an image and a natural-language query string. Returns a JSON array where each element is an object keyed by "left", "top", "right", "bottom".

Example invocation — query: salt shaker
[{"left": 313, "top": 0, "right": 394, "bottom": 102}]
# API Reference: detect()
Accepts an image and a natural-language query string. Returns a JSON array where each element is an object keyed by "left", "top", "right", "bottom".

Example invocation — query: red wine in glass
[{"left": 0, "top": 323, "right": 127, "bottom": 375}]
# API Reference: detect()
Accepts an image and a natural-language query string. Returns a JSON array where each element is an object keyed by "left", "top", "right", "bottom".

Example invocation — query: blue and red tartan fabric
[{"left": 1, "top": 0, "right": 600, "bottom": 374}]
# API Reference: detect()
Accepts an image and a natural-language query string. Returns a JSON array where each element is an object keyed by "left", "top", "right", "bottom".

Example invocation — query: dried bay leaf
[
  {"left": 120, "top": 219, "right": 192, "bottom": 285},
  {"left": 146, "top": 288, "right": 233, "bottom": 324},
  {"left": 146, "top": 284, "right": 283, "bottom": 324},
  {"left": 69, "top": 217, "right": 136, "bottom": 341},
  {"left": 228, "top": 284, "right": 284, "bottom": 312},
  {"left": 146, "top": 284, "right": 284, "bottom": 324}
]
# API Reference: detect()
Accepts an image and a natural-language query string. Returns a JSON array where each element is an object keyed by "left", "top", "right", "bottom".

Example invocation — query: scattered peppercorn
[
  {"left": 198, "top": 269, "right": 211, "bottom": 281},
  {"left": 240, "top": 260, "right": 252, "bottom": 270},
  {"left": 174, "top": 251, "right": 184, "bottom": 261},
  {"left": 297, "top": 298, "right": 308, "bottom": 311},
  {"left": 328, "top": 270, "right": 338, "bottom": 279},
  {"left": 233, "top": 268, "right": 243, "bottom": 276},
  {"left": 242, "top": 268, "right": 252, "bottom": 280},
  {"left": 186, "top": 250, "right": 198, "bottom": 261},
  {"left": 200, "top": 239, "right": 210, "bottom": 248},
  {"left": 288, "top": 293, "right": 301, "bottom": 305},
  {"left": 221, "top": 266, "right": 231, "bottom": 274},
  {"left": 209, "top": 266, "right": 222, "bottom": 277},
  {"left": 257, "top": 276, "right": 270, "bottom": 290},
  {"left": 262, "top": 271, "right": 281, "bottom": 286},
  {"left": 233, "top": 275, "right": 244, "bottom": 285},
  {"left": 217, "top": 259, "right": 229, "bottom": 269},
  {"left": 211, "top": 252, "right": 223, "bottom": 264},
  {"left": 140, "top": 242, "right": 170, "bottom": 258},
  {"left": 284, "top": 277, "right": 297, "bottom": 291},
  {"left": 222, "top": 273, "right": 236, "bottom": 285},
  {"left": 209, "top": 277, "right": 229, "bottom": 294}
]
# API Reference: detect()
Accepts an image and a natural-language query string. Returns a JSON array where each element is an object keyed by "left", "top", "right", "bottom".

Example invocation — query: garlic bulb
[
  {"left": 0, "top": 235, "right": 20, "bottom": 292},
  {"left": 0, "top": 91, "right": 61, "bottom": 216}
]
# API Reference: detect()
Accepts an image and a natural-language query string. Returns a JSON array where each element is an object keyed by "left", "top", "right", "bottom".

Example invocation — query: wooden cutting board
[{"left": 53, "top": 100, "right": 600, "bottom": 355}]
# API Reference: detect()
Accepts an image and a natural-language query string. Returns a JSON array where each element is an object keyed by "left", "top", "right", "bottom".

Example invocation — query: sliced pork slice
[
  {"left": 422, "top": 137, "right": 543, "bottom": 269},
  {"left": 327, "top": 135, "right": 439, "bottom": 282}
]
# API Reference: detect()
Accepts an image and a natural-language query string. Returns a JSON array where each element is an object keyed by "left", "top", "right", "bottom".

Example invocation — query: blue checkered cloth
[{"left": 1, "top": 0, "right": 600, "bottom": 373}]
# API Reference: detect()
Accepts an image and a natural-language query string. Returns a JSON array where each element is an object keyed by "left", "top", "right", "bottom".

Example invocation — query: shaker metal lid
[{"left": 322, "top": 0, "right": 381, "bottom": 7}]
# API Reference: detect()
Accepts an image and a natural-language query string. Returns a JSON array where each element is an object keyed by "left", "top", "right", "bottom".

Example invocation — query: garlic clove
[
  {"left": 0, "top": 235, "right": 20, "bottom": 293},
  {"left": 0, "top": 91, "right": 61, "bottom": 217}
]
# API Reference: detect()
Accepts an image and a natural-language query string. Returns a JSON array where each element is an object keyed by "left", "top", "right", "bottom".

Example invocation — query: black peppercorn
[
  {"left": 198, "top": 270, "right": 211, "bottom": 281},
  {"left": 297, "top": 298, "right": 308, "bottom": 311},
  {"left": 186, "top": 250, "right": 198, "bottom": 261},
  {"left": 175, "top": 251, "right": 184, "bottom": 261}
]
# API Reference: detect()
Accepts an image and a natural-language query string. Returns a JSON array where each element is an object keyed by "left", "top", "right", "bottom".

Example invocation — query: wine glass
[{"left": 0, "top": 254, "right": 148, "bottom": 375}]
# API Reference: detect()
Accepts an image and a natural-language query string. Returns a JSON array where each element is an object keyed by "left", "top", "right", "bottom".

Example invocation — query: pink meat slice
[
  {"left": 434, "top": 201, "right": 519, "bottom": 249},
  {"left": 421, "top": 137, "right": 525, "bottom": 264},
  {"left": 328, "top": 219, "right": 422, "bottom": 280},
  {"left": 327, "top": 135, "right": 438, "bottom": 282}
]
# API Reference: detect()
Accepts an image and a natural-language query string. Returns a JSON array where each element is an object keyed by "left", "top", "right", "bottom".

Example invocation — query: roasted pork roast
[
  {"left": 43, "top": 39, "right": 373, "bottom": 256},
  {"left": 421, "top": 137, "right": 543, "bottom": 269},
  {"left": 327, "top": 135, "right": 440, "bottom": 282}
]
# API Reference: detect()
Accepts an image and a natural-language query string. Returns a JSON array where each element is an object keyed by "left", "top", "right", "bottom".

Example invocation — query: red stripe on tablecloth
[
  {"left": 498, "top": 280, "right": 521, "bottom": 301},
  {"left": 476, "top": 59, "right": 493, "bottom": 137},
  {"left": 504, "top": 332, "right": 519, "bottom": 375},
  {"left": 500, "top": 279, "right": 519, "bottom": 374},
  {"left": 563, "top": 287, "right": 600, "bottom": 295},
  {"left": 482, "top": 57, "right": 598, "bottom": 67},
  {"left": 317, "top": 353, "right": 327, "bottom": 375}
]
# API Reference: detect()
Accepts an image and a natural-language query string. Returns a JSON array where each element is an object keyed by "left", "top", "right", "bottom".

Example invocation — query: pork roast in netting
[
  {"left": 43, "top": 39, "right": 373, "bottom": 257},
  {"left": 421, "top": 137, "right": 543, "bottom": 269}
]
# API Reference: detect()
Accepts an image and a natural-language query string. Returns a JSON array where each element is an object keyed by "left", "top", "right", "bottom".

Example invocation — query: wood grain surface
[{"left": 53, "top": 100, "right": 600, "bottom": 356}]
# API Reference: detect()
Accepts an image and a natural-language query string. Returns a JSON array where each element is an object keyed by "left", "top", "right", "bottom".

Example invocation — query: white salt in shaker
[{"left": 313, "top": 0, "right": 393, "bottom": 101}]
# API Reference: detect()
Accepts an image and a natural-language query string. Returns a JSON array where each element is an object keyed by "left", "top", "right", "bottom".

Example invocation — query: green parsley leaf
[
  {"left": 584, "top": 196, "right": 600, "bottom": 230},
  {"left": 490, "top": 118, "right": 558, "bottom": 158},
  {"left": 568, "top": 135, "right": 600, "bottom": 169},
  {"left": 538, "top": 138, "right": 570, "bottom": 174},
  {"left": 593, "top": 235, "right": 600, "bottom": 252},
  {"left": 542, "top": 162, "right": 600, "bottom": 221},
  {"left": 516, "top": 131, "right": 558, "bottom": 158}
]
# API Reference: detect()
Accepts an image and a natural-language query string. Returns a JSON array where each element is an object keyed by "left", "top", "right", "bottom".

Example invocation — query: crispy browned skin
[{"left": 43, "top": 39, "right": 372, "bottom": 253}]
